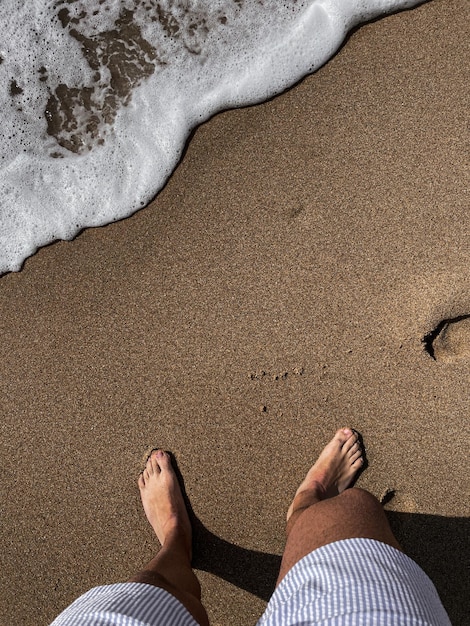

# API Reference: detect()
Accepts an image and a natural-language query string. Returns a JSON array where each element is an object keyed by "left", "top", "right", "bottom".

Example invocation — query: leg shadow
[
  {"left": 191, "top": 520, "right": 282, "bottom": 602},
  {"left": 168, "top": 453, "right": 281, "bottom": 601},
  {"left": 386, "top": 511, "right": 468, "bottom": 626}
]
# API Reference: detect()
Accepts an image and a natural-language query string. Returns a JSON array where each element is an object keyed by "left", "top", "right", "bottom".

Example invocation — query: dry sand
[{"left": 1, "top": 1, "right": 469, "bottom": 624}]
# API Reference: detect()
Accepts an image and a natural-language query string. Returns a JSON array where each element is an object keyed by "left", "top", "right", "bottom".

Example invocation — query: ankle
[
  {"left": 294, "top": 481, "right": 327, "bottom": 507},
  {"left": 161, "top": 524, "right": 192, "bottom": 558}
]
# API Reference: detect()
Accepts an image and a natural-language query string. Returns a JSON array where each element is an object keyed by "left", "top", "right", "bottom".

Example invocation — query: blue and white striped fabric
[
  {"left": 257, "top": 538, "right": 451, "bottom": 626},
  {"left": 50, "top": 538, "right": 450, "bottom": 626},
  {"left": 50, "top": 582, "right": 198, "bottom": 626}
]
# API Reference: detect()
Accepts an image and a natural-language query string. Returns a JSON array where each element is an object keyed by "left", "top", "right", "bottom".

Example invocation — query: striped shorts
[
  {"left": 50, "top": 538, "right": 451, "bottom": 626},
  {"left": 257, "top": 538, "right": 451, "bottom": 625},
  {"left": 49, "top": 583, "right": 199, "bottom": 626}
]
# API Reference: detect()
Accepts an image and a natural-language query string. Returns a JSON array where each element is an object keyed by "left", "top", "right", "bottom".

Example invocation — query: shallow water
[{"left": 0, "top": 0, "right": 422, "bottom": 274}]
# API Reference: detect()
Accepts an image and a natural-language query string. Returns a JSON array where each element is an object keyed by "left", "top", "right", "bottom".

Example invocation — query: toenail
[{"left": 156, "top": 450, "right": 164, "bottom": 457}]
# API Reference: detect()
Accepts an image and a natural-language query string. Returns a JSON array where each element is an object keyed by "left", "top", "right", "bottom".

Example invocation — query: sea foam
[{"left": 0, "top": 0, "right": 422, "bottom": 274}]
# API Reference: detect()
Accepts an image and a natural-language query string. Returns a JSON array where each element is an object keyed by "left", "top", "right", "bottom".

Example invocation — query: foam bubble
[{"left": 0, "top": 0, "right": 423, "bottom": 274}]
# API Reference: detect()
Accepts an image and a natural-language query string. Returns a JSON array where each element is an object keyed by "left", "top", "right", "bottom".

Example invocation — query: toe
[
  {"left": 155, "top": 450, "right": 172, "bottom": 471},
  {"left": 350, "top": 448, "right": 362, "bottom": 463},
  {"left": 347, "top": 441, "right": 360, "bottom": 456},
  {"left": 352, "top": 456, "right": 363, "bottom": 469},
  {"left": 149, "top": 451, "right": 162, "bottom": 474},
  {"left": 138, "top": 473, "right": 145, "bottom": 489},
  {"left": 343, "top": 433, "right": 359, "bottom": 453},
  {"left": 335, "top": 427, "right": 353, "bottom": 445}
]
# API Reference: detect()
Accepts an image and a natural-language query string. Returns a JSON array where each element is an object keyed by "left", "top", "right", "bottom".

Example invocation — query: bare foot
[
  {"left": 138, "top": 450, "right": 192, "bottom": 556},
  {"left": 286, "top": 428, "right": 363, "bottom": 523}
]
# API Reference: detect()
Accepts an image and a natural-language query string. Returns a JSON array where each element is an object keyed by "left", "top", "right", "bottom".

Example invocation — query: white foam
[{"left": 0, "top": 0, "right": 423, "bottom": 274}]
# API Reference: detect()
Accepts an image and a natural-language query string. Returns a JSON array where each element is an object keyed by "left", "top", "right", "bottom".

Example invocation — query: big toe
[
  {"left": 334, "top": 427, "right": 354, "bottom": 446},
  {"left": 154, "top": 449, "right": 172, "bottom": 471}
]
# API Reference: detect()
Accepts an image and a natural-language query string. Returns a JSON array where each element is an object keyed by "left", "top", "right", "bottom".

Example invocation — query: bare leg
[
  {"left": 277, "top": 428, "right": 401, "bottom": 585},
  {"left": 129, "top": 450, "right": 209, "bottom": 626}
]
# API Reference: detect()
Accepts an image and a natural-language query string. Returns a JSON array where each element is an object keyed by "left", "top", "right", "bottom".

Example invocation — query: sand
[{"left": 0, "top": 1, "right": 468, "bottom": 624}]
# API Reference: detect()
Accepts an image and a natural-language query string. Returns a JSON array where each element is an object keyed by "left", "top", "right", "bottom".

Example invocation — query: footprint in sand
[{"left": 425, "top": 315, "right": 470, "bottom": 363}]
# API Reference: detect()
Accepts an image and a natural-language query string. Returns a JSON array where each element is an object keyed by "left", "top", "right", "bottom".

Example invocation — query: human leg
[
  {"left": 50, "top": 449, "right": 208, "bottom": 626},
  {"left": 277, "top": 427, "right": 401, "bottom": 584},
  {"left": 128, "top": 449, "right": 209, "bottom": 626},
  {"left": 256, "top": 428, "right": 451, "bottom": 626}
]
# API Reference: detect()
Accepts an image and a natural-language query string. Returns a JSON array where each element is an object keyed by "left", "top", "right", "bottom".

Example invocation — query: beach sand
[{"left": 0, "top": 1, "right": 468, "bottom": 624}]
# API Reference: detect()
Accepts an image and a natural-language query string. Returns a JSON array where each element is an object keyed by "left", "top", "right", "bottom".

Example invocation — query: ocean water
[{"left": 0, "top": 0, "right": 422, "bottom": 275}]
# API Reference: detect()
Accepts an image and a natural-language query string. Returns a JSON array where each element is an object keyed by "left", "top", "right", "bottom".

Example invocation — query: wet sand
[{"left": 0, "top": 1, "right": 468, "bottom": 624}]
